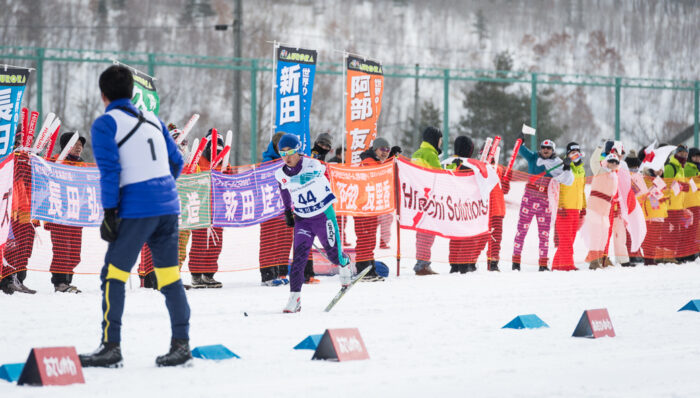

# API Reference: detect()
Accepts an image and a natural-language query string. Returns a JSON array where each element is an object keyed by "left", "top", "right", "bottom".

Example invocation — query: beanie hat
[
  {"left": 454, "top": 136, "right": 474, "bottom": 158},
  {"left": 540, "top": 139, "right": 555, "bottom": 150},
  {"left": 372, "top": 137, "right": 390, "bottom": 150},
  {"left": 566, "top": 142, "right": 580, "bottom": 155},
  {"left": 422, "top": 127, "right": 442, "bottom": 151},
  {"left": 59, "top": 132, "right": 86, "bottom": 150},
  {"left": 315, "top": 133, "right": 332, "bottom": 148},
  {"left": 202, "top": 129, "right": 225, "bottom": 161},
  {"left": 676, "top": 144, "right": 688, "bottom": 154},
  {"left": 278, "top": 133, "right": 301, "bottom": 151}
]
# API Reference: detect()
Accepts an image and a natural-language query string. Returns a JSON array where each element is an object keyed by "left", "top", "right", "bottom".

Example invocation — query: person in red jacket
[
  {"left": 188, "top": 130, "right": 225, "bottom": 288},
  {"left": 354, "top": 137, "right": 395, "bottom": 281},
  {"left": 0, "top": 132, "right": 36, "bottom": 295},
  {"left": 45, "top": 132, "right": 87, "bottom": 293}
]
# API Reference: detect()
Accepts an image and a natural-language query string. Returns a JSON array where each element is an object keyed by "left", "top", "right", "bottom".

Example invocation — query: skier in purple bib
[{"left": 274, "top": 134, "right": 352, "bottom": 313}]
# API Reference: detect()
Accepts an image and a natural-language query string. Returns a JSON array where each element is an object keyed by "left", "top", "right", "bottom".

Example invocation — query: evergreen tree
[
  {"left": 473, "top": 9, "right": 488, "bottom": 46},
  {"left": 401, "top": 100, "right": 442, "bottom": 153},
  {"left": 457, "top": 51, "right": 563, "bottom": 159}
]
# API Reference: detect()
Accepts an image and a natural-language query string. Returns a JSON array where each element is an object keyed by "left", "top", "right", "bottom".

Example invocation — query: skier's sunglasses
[
  {"left": 279, "top": 147, "right": 300, "bottom": 157},
  {"left": 540, "top": 145, "right": 553, "bottom": 150},
  {"left": 607, "top": 159, "right": 620, "bottom": 165}
]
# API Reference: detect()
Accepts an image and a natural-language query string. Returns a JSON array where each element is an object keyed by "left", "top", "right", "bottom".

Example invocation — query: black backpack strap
[{"left": 114, "top": 106, "right": 162, "bottom": 148}]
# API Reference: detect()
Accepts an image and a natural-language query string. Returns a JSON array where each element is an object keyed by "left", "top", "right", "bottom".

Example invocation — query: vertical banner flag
[
  {"left": 177, "top": 171, "right": 212, "bottom": 230},
  {"left": 30, "top": 156, "right": 103, "bottom": 227},
  {"left": 274, "top": 45, "right": 317, "bottom": 155},
  {"left": 0, "top": 67, "right": 30, "bottom": 159},
  {"left": 131, "top": 68, "right": 159, "bottom": 115},
  {"left": 211, "top": 159, "right": 284, "bottom": 227},
  {"left": 345, "top": 55, "right": 383, "bottom": 164}
]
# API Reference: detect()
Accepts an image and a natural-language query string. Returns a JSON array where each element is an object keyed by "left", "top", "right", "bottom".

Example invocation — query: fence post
[
  {"left": 250, "top": 59, "right": 258, "bottom": 164},
  {"left": 615, "top": 77, "right": 621, "bottom": 141},
  {"left": 147, "top": 52, "right": 156, "bottom": 78},
  {"left": 694, "top": 80, "right": 699, "bottom": 148},
  {"left": 35, "top": 47, "right": 44, "bottom": 120},
  {"left": 442, "top": 69, "right": 449, "bottom": 159},
  {"left": 413, "top": 63, "right": 420, "bottom": 150},
  {"left": 530, "top": 73, "right": 537, "bottom": 149}
]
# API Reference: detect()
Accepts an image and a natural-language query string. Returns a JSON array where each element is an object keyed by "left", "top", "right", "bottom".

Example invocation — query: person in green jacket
[{"left": 410, "top": 127, "right": 443, "bottom": 275}]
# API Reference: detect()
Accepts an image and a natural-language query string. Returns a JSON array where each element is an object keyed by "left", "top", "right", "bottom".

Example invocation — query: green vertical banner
[
  {"left": 177, "top": 171, "right": 211, "bottom": 230},
  {"left": 131, "top": 68, "right": 159, "bottom": 115}
]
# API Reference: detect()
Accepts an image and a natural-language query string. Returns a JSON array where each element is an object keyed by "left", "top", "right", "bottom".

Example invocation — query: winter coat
[
  {"left": 411, "top": 141, "right": 441, "bottom": 170},
  {"left": 262, "top": 140, "right": 280, "bottom": 163},
  {"left": 642, "top": 176, "right": 669, "bottom": 219},
  {"left": 359, "top": 148, "right": 381, "bottom": 166},
  {"left": 519, "top": 144, "right": 574, "bottom": 186},
  {"left": 663, "top": 156, "right": 686, "bottom": 210},
  {"left": 684, "top": 162, "right": 700, "bottom": 208},
  {"left": 558, "top": 162, "right": 586, "bottom": 210}
]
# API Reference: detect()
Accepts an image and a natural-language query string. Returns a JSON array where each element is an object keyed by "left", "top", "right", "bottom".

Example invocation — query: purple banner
[{"left": 211, "top": 159, "right": 284, "bottom": 227}]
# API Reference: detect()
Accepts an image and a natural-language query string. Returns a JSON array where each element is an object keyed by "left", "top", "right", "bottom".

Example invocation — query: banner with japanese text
[
  {"left": 0, "top": 155, "right": 14, "bottom": 248},
  {"left": 30, "top": 156, "right": 103, "bottom": 227},
  {"left": 0, "top": 67, "right": 30, "bottom": 160},
  {"left": 131, "top": 68, "right": 160, "bottom": 115},
  {"left": 328, "top": 161, "right": 394, "bottom": 216},
  {"left": 177, "top": 171, "right": 211, "bottom": 230},
  {"left": 211, "top": 159, "right": 284, "bottom": 227},
  {"left": 396, "top": 157, "right": 489, "bottom": 239},
  {"left": 274, "top": 46, "right": 316, "bottom": 155},
  {"left": 345, "top": 55, "right": 383, "bottom": 164}
]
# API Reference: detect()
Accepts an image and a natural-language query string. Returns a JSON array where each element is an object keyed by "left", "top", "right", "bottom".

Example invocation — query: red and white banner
[
  {"left": 0, "top": 154, "right": 14, "bottom": 248},
  {"left": 397, "top": 157, "right": 489, "bottom": 239}
]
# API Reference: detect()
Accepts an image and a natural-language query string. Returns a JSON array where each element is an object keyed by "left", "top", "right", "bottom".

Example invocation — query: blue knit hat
[{"left": 278, "top": 133, "right": 301, "bottom": 151}]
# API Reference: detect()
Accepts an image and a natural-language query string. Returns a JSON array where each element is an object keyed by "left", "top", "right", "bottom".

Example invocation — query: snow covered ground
[
  {"left": 3, "top": 178, "right": 700, "bottom": 396},
  {"left": 2, "top": 248, "right": 700, "bottom": 397}
]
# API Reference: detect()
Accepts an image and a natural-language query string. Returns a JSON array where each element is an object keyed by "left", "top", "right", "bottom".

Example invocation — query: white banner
[
  {"left": 0, "top": 154, "right": 14, "bottom": 247},
  {"left": 397, "top": 157, "right": 490, "bottom": 239}
]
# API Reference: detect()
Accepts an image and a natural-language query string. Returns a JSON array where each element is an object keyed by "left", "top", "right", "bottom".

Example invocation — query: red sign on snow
[
  {"left": 17, "top": 346, "right": 85, "bottom": 386},
  {"left": 312, "top": 328, "right": 370, "bottom": 361},
  {"left": 572, "top": 308, "right": 616, "bottom": 338}
]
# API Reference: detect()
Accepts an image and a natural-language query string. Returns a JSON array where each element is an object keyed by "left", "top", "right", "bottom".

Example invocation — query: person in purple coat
[{"left": 274, "top": 134, "right": 352, "bottom": 313}]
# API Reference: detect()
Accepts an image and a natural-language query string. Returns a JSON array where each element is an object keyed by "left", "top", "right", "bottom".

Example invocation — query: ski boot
[
  {"left": 156, "top": 339, "right": 192, "bottom": 367},
  {"left": 488, "top": 260, "right": 500, "bottom": 272},
  {"left": 283, "top": 292, "right": 301, "bottom": 313},
  {"left": 79, "top": 342, "right": 123, "bottom": 368}
]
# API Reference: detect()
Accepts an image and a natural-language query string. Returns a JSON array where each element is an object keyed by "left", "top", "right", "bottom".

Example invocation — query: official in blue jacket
[{"left": 79, "top": 65, "right": 192, "bottom": 368}]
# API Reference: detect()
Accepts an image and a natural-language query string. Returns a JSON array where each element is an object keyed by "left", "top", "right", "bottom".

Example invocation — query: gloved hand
[
  {"left": 100, "top": 208, "right": 120, "bottom": 242},
  {"left": 517, "top": 132, "right": 525, "bottom": 142},
  {"left": 284, "top": 209, "right": 295, "bottom": 228},
  {"left": 389, "top": 146, "right": 402, "bottom": 158},
  {"left": 562, "top": 156, "right": 573, "bottom": 170}
]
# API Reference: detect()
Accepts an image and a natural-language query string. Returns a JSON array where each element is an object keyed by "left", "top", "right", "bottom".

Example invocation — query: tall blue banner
[
  {"left": 30, "top": 156, "right": 103, "bottom": 227},
  {"left": 0, "top": 67, "right": 30, "bottom": 160},
  {"left": 211, "top": 159, "right": 284, "bottom": 227},
  {"left": 274, "top": 46, "right": 316, "bottom": 155}
]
